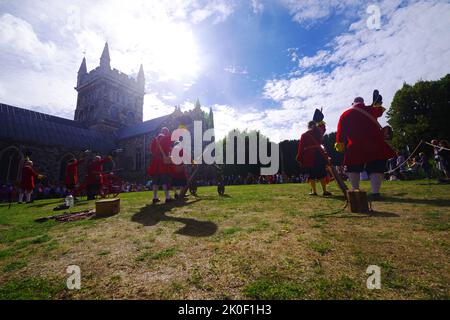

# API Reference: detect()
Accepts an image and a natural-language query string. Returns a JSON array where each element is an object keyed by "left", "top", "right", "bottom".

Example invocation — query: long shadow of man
[{"left": 131, "top": 199, "right": 218, "bottom": 237}]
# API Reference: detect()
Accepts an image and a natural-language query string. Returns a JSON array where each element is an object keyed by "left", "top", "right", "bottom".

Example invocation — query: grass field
[{"left": 0, "top": 180, "right": 449, "bottom": 300}]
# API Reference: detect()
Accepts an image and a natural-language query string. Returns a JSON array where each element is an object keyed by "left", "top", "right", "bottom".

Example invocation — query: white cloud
[
  {"left": 262, "top": 0, "right": 450, "bottom": 138},
  {"left": 224, "top": 65, "right": 248, "bottom": 75},
  {"left": 0, "top": 0, "right": 236, "bottom": 118},
  {"left": 298, "top": 50, "right": 330, "bottom": 68},
  {"left": 251, "top": 0, "right": 264, "bottom": 14},
  {"left": 0, "top": 68, "right": 75, "bottom": 118},
  {"left": 143, "top": 93, "right": 175, "bottom": 121},
  {"left": 0, "top": 13, "right": 58, "bottom": 70},
  {"left": 190, "top": 0, "right": 236, "bottom": 24},
  {"left": 279, "top": 0, "right": 362, "bottom": 26}
]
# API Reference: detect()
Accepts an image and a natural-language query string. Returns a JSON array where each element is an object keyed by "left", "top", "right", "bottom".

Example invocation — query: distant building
[{"left": 0, "top": 43, "right": 215, "bottom": 186}]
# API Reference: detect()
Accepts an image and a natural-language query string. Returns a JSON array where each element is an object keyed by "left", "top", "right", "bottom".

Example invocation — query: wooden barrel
[
  {"left": 95, "top": 198, "right": 120, "bottom": 217},
  {"left": 346, "top": 190, "right": 370, "bottom": 213}
]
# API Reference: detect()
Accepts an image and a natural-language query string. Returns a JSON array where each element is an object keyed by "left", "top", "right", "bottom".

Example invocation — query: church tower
[{"left": 74, "top": 42, "right": 145, "bottom": 132}]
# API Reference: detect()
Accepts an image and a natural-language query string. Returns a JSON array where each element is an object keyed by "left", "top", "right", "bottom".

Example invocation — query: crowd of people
[
  {"left": 2, "top": 89, "right": 449, "bottom": 205},
  {"left": 296, "top": 91, "right": 450, "bottom": 200},
  {"left": 0, "top": 178, "right": 150, "bottom": 204}
]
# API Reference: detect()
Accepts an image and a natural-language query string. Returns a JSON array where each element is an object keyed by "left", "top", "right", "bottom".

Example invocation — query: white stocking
[
  {"left": 348, "top": 172, "right": 361, "bottom": 190},
  {"left": 18, "top": 193, "right": 24, "bottom": 203},
  {"left": 162, "top": 185, "right": 170, "bottom": 200},
  {"left": 152, "top": 185, "right": 159, "bottom": 200},
  {"left": 25, "top": 192, "right": 32, "bottom": 202},
  {"left": 370, "top": 173, "right": 384, "bottom": 194}
]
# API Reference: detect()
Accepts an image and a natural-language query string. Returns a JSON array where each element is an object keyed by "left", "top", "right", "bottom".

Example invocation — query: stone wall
[{"left": 0, "top": 140, "right": 103, "bottom": 186}]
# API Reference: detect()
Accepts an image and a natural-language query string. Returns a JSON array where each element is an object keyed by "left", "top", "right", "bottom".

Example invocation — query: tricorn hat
[
  {"left": 313, "top": 108, "right": 324, "bottom": 123},
  {"left": 372, "top": 90, "right": 383, "bottom": 105}
]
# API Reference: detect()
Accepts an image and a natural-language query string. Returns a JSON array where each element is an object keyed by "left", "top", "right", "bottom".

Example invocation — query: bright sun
[
  {"left": 137, "top": 21, "right": 201, "bottom": 82},
  {"left": 88, "top": 4, "right": 202, "bottom": 83}
]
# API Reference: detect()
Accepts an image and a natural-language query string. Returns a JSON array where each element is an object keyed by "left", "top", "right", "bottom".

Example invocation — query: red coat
[
  {"left": 172, "top": 164, "right": 187, "bottom": 179},
  {"left": 171, "top": 148, "right": 187, "bottom": 179},
  {"left": 21, "top": 165, "right": 39, "bottom": 191},
  {"left": 147, "top": 134, "right": 173, "bottom": 176},
  {"left": 87, "top": 158, "right": 111, "bottom": 185},
  {"left": 65, "top": 159, "right": 84, "bottom": 186},
  {"left": 336, "top": 102, "right": 395, "bottom": 166},
  {"left": 296, "top": 127, "right": 328, "bottom": 168}
]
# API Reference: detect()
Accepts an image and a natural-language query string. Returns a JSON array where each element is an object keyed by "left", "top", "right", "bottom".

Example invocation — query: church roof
[
  {"left": 118, "top": 114, "right": 170, "bottom": 139},
  {"left": 0, "top": 103, "right": 115, "bottom": 153}
]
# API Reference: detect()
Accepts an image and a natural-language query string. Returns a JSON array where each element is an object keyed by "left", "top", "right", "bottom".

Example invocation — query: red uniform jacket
[
  {"left": 87, "top": 158, "right": 111, "bottom": 185},
  {"left": 65, "top": 159, "right": 84, "bottom": 186},
  {"left": 296, "top": 127, "right": 328, "bottom": 169},
  {"left": 336, "top": 102, "right": 395, "bottom": 166},
  {"left": 147, "top": 134, "right": 173, "bottom": 176},
  {"left": 171, "top": 148, "right": 187, "bottom": 179},
  {"left": 21, "top": 165, "right": 39, "bottom": 191},
  {"left": 172, "top": 164, "right": 187, "bottom": 179}
]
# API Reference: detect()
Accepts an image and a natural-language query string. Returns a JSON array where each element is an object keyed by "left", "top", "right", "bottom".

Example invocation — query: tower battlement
[
  {"left": 77, "top": 66, "right": 143, "bottom": 93},
  {"left": 74, "top": 42, "right": 145, "bottom": 131}
]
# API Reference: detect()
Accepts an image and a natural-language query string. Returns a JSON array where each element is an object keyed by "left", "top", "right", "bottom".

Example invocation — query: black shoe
[
  {"left": 174, "top": 194, "right": 179, "bottom": 200},
  {"left": 323, "top": 191, "right": 332, "bottom": 197},
  {"left": 165, "top": 198, "right": 174, "bottom": 204},
  {"left": 309, "top": 192, "right": 318, "bottom": 196},
  {"left": 371, "top": 193, "right": 383, "bottom": 201},
  {"left": 152, "top": 199, "right": 160, "bottom": 204}
]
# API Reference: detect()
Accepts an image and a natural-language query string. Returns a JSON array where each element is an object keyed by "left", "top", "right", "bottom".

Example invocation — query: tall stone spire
[
  {"left": 208, "top": 106, "right": 214, "bottom": 129},
  {"left": 100, "top": 42, "right": 110, "bottom": 70},
  {"left": 137, "top": 64, "right": 145, "bottom": 90},
  {"left": 78, "top": 57, "right": 87, "bottom": 74},
  {"left": 77, "top": 57, "right": 87, "bottom": 86}
]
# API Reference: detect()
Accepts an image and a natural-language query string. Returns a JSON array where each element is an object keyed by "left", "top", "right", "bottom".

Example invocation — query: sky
[{"left": 0, "top": 0, "right": 449, "bottom": 142}]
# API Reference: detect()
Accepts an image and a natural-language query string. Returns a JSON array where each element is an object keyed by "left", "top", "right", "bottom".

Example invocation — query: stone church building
[{"left": 0, "top": 43, "right": 215, "bottom": 186}]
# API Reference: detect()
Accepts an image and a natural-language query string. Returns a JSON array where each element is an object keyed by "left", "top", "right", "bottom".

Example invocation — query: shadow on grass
[
  {"left": 312, "top": 209, "right": 400, "bottom": 219},
  {"left": 416, "top": 181, "right": 450, "bottom": 186},
  {"left": 335, "top": 211, "right": 400, "bottom": 218},
  {"left": 381, "top": 196, "right": 450, "bottom": 207},
  {"left": 131, "top": 199, "right": 218, "bottom": 237},
  {"left": 27, "top": 199, "right": 63, "bottom": 209}
]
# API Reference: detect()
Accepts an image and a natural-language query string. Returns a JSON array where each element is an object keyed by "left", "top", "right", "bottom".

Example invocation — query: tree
[
  {"left": 219, "top": 129, "right": 274, "bottom": 178},
  {"left": 387, "top": 74, "right": 450, "bottom": 153}
]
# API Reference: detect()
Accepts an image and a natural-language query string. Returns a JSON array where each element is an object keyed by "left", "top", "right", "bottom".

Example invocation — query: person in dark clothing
[{"left": 418, "top": 152, "right": 431, "bottom": 179}]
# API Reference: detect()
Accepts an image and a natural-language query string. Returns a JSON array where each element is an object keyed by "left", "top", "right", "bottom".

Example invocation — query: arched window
[
  {"left": 59, "top": 153, "right": 76, "bottom": 183},
  {"left": 0, "top": 147, "right": 23, "bottom": 184},
  {"left": 127, "top": 111, "right": 135, "bottom": 124}
]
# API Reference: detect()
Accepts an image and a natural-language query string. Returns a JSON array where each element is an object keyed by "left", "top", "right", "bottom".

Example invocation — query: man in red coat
[
  {"left": 19, "top": 160, "right": 44, "bottom": 203},
  {"left": 86, "top": 155, "right": 112, "bottom": 200},
  {"left": 147, "top": 127, "right": 173, "bottom": 204},
  {"left": 65, "top": 157, "right": 85, "bottom": 195},
  {"left": 335, "top": 94, "right": 395, "bottom": 199},
  {"left": 296, "top": 109, "right": 331, "bottom": 196}
]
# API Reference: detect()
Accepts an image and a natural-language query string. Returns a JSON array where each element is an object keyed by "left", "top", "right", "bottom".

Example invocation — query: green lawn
[{"left": 0, "top": 181, "right": 449, "bottom": 299}]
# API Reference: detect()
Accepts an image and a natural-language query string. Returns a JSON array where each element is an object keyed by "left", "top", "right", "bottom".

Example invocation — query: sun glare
[
  {"left": 96, "top": 4, "right": 202, "bottom": 83},
  {"left": 149, "top": 23, "right": 200, "bottom": 81}
]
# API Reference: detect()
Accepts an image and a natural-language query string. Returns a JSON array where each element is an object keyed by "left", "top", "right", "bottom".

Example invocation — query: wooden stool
[
  {"left": 346, "top": 190, "right": 370, "bottom": 213},
  {"left": 95, "top": 198, "right": 120, "bottom": 217}
]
